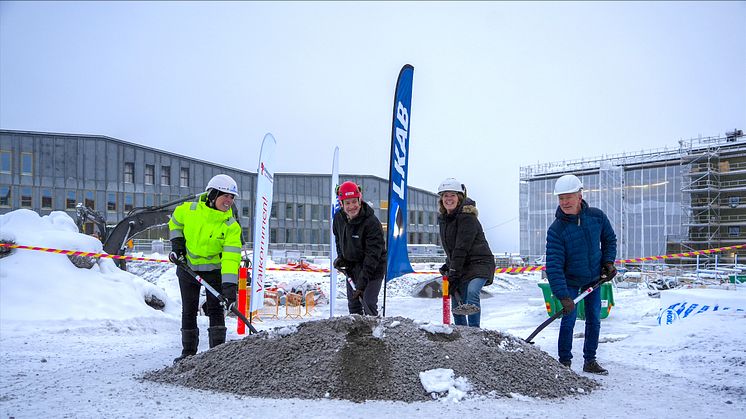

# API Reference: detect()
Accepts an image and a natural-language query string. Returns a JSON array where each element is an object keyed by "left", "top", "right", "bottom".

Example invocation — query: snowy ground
[{"left": 1, "top": 209, "right": 745, "bottom": 418}]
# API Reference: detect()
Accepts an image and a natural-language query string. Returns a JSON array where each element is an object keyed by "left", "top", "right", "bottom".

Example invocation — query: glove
[
  {"left": 439, "top": 264, "right": 449, "bottom": 276},
  {"left": 560, "top": 298, "right": 575, "bottom": 315},
  {"left": 446, "top": 269, "right": 460, "bottom": 283},
  {"left": 333, "top": 257, "right": 348, "bottom": 272},
  {"left": 351, "top": 288, "right": 363, "bottom": 301},
  {"left": 168, "top": 251, "right": 186, "bottom": 265},
  {"left": 601, "top": 262, "right": 617, "bottom": 283},
  {"left": 222, "top": 282, "right": 238, "bottom": 310},
  {"left": 170, "top": 237, "right": 186, "bottom": 258}
]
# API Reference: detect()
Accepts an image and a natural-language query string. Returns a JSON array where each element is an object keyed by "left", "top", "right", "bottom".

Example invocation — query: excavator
[{"left": 75, "top": 194, "right": 242, "bottom": 271}]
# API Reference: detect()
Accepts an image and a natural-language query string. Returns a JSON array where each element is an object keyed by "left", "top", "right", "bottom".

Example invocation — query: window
[
  {"left": 285, "top": 229, "right": 295, "bottom": 243},
  {"left": 41, "top": 189, "right": 53, "bottom": 209},
  {"left": 297, "top": 203, "right": 305, "bottom": 220},
  {"left": 124, "top": 162, "right": 134, "bottom": 183},
  {"left": 21, "top": 187, "right": 32, "bottom": 207},
  {"left": 145, "top": 194, "right": 154, "bottom": 207},
  {"left": 0, "top": 186, "right": 10, "bottom": 206},
  {"left": 145, "top": 165, "right": 155, "bottom": 185},
  {"left": 107, "top": 192, "right": 117, "bottom": 211},
  {"left": 21, "top": 152, "right": 32, "bottom": 175},
  {"left": 285, "top": 204, "right": 293, "bottom": 219},
  {"left": 66, "top": 191, "right": 77, "bottom": 209},
  {"left": 0, "top": 151, "right": 10, "bottom": 173},
  {"left": 180, "top": 167, "right": 190, "bottom": 187},
  {"left": 161, "top": 166, "right": 171, "bottom": 186},
  {"left": 84, "top": 191, "right": 95, "bottom": 209},
  {"left": 310, "top": 229, "right": 320, "bottom": 244},
  {"left": 729, "top": 226, "right": 740, "bottom": 237},
  {"left": 124, "top": 194, "right": 134, "bottom": 212},
  {"left": 242, "top": 206, "right": 250, "bottom": 217},
  {"left": 311, "top": 204, "right": 320, "bottom": 221},
  {"left": 271, "top": 202, "right": 278, "bottom": 219},
  {"left": 270, "top": 228, "right": 277, "bottom": 243}
]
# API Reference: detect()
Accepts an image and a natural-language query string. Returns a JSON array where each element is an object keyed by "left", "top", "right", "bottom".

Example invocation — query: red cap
[{"left": 337, "top": 181, "right": 361, "bottom": 201}]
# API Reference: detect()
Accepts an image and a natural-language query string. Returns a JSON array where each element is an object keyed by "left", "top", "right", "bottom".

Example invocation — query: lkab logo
[{"left": 657, "top": 301, "right": 743, "bottom": 325}]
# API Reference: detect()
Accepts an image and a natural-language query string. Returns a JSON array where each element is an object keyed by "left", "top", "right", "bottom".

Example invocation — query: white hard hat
[
  {"left": 553, "top": 174, "right": 583, "bottom": 195},
  {"left": 438, "top": 178, "right": 465, "bottom": 195},
  {"left": 206, "top": 174, "right": 239, "bottom": 197}
]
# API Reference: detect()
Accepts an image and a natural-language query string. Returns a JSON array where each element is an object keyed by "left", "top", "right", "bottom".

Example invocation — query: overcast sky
[{"left": 1, "top": 1, "right": 745, "bottom": 252}]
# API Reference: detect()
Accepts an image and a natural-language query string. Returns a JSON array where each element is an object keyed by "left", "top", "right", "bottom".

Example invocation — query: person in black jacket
[
  {"left": 437, "top": 178, "right": 495, "bottom": 327},
  {"left": 332, "top": 181, "right": 386, "bottom": 316}
]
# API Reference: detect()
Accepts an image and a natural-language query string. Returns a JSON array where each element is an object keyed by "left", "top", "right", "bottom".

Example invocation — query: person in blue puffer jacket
[{"left": 546, "top": 174, "right": 617, "bottom": 375}]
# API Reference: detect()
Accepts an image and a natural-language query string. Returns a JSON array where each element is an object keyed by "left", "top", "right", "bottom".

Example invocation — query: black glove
[
  {"left": 439, "top": 264, "right": 449, "bottom": 276},
  {"left": 601, "top": 262, "right": 617, "bottom": 283},
  {"left": 222, "top": 282, "right": 238, "bottom": 310},
  {"left": 351, "top": 288, "right": 363, "bottom": 301},
  {"left": 170, "top": 237, "right": 186, "bottom": 258},
  {"left": 333, "top": 257, "right": 348, "bottom": 272},
  {"left": 168, "top": 251, "right": 186, "bottom": 265},
  {"left": 560, "top": 298, "right": 575, "bottom": 315},
  {"left": 446, "top": 269, "right": 460, "bottom": 283}
]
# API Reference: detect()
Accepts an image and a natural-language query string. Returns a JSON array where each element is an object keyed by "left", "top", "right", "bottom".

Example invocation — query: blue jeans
[
  {"left": 452, "top": 277, "right": 487, "bottom": 327},
  {"left": 558, "top": 285, "right": 601, "bottom": 364}
]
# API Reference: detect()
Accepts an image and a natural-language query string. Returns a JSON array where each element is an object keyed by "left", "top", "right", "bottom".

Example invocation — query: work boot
[
  {"left": 173, "top": 328, "right": 199, "bottom": 364},
  {"left": 208, "top": 326, "right": 227, "bottom": 348},
  {"left": 583, "top": 360, "right": 608, "bottom": 375},
  {"left": 559, "top": 359, "right": 571, "bottom": 368}
]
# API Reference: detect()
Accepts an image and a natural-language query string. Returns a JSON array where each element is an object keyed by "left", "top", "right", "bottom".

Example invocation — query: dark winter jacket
[
  {"left": 438, "top": 198, "right": 495, "bottom": 286},
  {"left": 333, "top": 201, "right": 386, "bottom": 289},
  {"left": 545, "top": 200, "right": 617, "bottom": 299}
]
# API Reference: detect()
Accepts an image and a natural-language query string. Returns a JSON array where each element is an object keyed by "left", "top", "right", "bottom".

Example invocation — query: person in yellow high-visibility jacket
[{"left": 169, "top": 174, "right": 242, "bottom": 364}]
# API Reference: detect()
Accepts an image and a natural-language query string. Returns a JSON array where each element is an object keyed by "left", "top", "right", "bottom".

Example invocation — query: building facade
[
  {"left": 519, "top": 130, "right": 746, "bottom": 264},
  {"left": 0, "top": 130, "right": 440, "bottom": 254}
]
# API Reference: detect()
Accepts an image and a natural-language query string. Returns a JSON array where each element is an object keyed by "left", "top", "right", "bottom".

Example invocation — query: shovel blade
[{"left": 452, "top": 303, "right": 480, "bottom": 316}]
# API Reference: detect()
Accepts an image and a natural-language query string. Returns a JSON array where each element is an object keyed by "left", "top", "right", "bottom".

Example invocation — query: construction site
[{"left": 520, "top": 129, "right": 746, "bottom": 266}]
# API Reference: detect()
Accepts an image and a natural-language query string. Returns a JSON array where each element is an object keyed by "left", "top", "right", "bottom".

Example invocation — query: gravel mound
[{"left": 144, "top": 316, "right": 598, "bottom": 402}]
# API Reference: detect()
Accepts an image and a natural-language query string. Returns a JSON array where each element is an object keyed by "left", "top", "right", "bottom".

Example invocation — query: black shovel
[
  {"left": 170, "top": 253, "right": 258, "bottom": 334},
  {"left": 524, "top": 280, "right": 602, "bottom": 344}
]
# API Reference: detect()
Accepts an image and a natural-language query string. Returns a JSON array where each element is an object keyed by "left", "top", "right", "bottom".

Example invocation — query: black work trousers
[{"left": 177, "top": 267, "right": 225, "bottom": 330}]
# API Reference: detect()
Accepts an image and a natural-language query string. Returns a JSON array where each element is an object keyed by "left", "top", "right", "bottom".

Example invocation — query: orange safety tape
[
  {"left": 0, "top": 243, "right": 170, "bottom": 263},
  {"left": 3, "top": 242, "right": 744, "bottom": 274}
]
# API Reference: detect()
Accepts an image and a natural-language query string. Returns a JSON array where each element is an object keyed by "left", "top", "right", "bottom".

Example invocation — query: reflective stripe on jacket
[{"left": 168, "top": 195, "right": 242, "bottom": 285}]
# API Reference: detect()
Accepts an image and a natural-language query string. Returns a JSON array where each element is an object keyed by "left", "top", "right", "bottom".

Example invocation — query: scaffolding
[
  {"left": 680, "top": 130, "right": 746, "bottom": 259},
  {"left": 519, "top": 130, "right": 746, "bottom": 263}
]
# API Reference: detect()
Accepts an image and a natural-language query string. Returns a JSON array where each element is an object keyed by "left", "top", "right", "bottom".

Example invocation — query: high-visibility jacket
[{"left": 168, "top": 195, "right": 242, "bottom": 285}]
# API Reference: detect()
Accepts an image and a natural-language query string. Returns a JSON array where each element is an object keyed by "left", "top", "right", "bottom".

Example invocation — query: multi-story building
[
  {"left": 519, "top": 130, "right": 746, "bottom": 264},
  {"left": 0, "top": 130, "right": 440, "bottom": 255}
]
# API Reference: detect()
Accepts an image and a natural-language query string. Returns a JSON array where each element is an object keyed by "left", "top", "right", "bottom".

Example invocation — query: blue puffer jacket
[{"left": 545, "top": 200, "right": 617, "bottom": 299}]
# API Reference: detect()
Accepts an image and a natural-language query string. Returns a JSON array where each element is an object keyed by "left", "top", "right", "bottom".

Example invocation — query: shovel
[
  {"left": 444, "top": 276, "right": 481, "bottom": 316},
  {"left": 524, "top": 279, "right": 601, "bottom": 344}
]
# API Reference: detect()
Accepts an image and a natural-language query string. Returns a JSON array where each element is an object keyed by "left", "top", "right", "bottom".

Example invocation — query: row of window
[
  {"left": 267, "top": 202, "right": 439, "bottom": 225},
  {"left": 124, "top": 162, "right": 190, "bottom": 187},
  {"left": 0, "top": 188, "right": 190, "bottom": 213},
  {"left": 0, "top": 150, "right": 33, "bottom": 175},
  {"left": 0, "top": 152, "right": 191, "bottom": 188}
]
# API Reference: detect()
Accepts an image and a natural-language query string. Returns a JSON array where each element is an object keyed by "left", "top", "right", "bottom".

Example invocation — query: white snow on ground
[{"left": 1, "top": 209, "right": 745, "bottom": 418}]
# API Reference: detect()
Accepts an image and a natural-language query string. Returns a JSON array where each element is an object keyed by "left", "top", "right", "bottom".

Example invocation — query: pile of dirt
[{"left": 144, "top": 316, "right": 598, "bottom": 402}]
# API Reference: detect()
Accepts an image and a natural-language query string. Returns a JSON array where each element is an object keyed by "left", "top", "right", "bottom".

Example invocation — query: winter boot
[
  {"left": 208, "top": 326, "right": 227, "bottom": 348},
  {"left": 583, "top": 360, "right": 608, "bottom": 375},
  {"left": 173, "top": 328, "right": 199, "bottom": 364},
  {"left": 559, "top": 359, "right": 571, "bottom": 368}
]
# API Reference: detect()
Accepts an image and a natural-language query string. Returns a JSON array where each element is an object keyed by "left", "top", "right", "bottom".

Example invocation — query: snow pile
[
  {"left": 144, "top": 315, "right": 598, "bottom": 402},
  {"left": 0, "top": 209, "right": 178, "bottom": 321}
]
